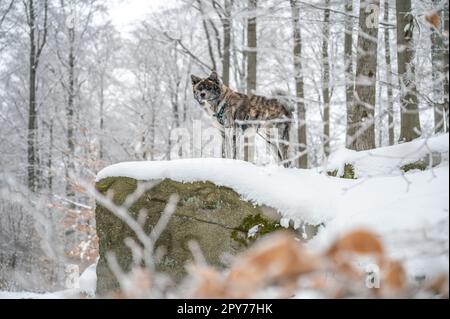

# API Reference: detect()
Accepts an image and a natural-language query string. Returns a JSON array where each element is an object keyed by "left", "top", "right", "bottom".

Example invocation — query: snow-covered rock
[
  {"left": 97, "top": 158, "right": 340, "bottom": 226},
  {"left": 96, "top": 134, "right": 449, "bottom": 284},
  {"left": 326, "top": 133, "right": 449, "bottom": 178}
]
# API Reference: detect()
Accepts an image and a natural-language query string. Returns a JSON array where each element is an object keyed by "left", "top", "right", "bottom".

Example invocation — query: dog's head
[{"left": 191, "top": 71, "right": 222, "bottom": 104}]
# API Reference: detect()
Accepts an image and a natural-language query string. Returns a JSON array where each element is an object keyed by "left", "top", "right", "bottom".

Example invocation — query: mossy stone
[
  {"left": 231, "top": 214, "right": 283, "bottom": 247},
  {"left": 400, "top": 153, "right": 442, "bottom": 173},
  {"left": 328, "top": 163, "right": 356, "bottom": 179},
  {"left": 400, "top": 160, "right": 427, "bottom": 172},
  {"left": 95, "top": 177, "right": 288, "bottom": 296}
]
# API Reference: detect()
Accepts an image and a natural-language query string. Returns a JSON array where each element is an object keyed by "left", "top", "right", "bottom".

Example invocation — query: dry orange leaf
[
  {"left": 226, "top": 231, "right": 319, "bottom": 293},
  {"left": 425, "top": 11, "right": 441, "bottom": 29},
  {"left": 327, "top": 229, "right": 384, "bottom": 258},
  {"left": 115, "top": 268, "right": 153, "bottom": 299},
  {"left": 383, "top": 260, "right": 407, "bottom": 292},
  {"left": 425, "top": 274, "right": 449, "bottom": 297},
  {"left": 188, "top": 266, "right": 227, "bottom": 299}
]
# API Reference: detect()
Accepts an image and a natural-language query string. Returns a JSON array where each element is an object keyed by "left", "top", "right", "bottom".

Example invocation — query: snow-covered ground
[
  {"left": 311, "top": 165, "right": 448, "bottom": 279},
  {"left": 0, "top": 261, "right": 97, "bottom": 299},
  {"left": 2, "top": 134, "right": 448, "bottom": 298},
  {"left": 326, "top": 133, "right": 449, "bottom": 178},
  {"left": 0, "top": 290, "right": 79, "bottom": 299}
]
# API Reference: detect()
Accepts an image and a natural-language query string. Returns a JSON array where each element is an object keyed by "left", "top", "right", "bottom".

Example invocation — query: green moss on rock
[
  {"left": 231, "top": 214, "right": 283, "bottom": 247},
  {"left": 328, "top": 163, "right": 356, "bottom": 179},
  {"left": 401, "top": 153, "right": 442, "bottom": 173},
  {"left": 400, "top": 160, "right": 427, "bottom": 172}
]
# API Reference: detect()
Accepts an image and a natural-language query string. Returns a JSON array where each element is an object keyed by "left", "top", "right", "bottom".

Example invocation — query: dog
[{"left": 191, "top": 71, "right": 293, "bottom": 165}]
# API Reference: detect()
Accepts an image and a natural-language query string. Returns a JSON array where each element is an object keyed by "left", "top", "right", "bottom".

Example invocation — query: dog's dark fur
[{"left": 191, "top": 71, "right": 293, "bottom": 165}]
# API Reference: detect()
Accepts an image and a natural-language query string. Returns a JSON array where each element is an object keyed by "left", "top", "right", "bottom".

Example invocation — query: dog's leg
[
  {"left": 222, "top": 132, "right": 228, "bottom": 158},
  {"left": 259, "top": 124, "right": 291, "bottom": 167},
  {"left": 223, "top": 127, "right": 236, "bottom": 159},
  {"left": 232, "top": 126, "right": 237, "bottom": 159},
  {"left": 278, "top": 122, "right": 292, "bottom": 168},
  {"left": 258, "top": 127, "right": 282, "bottom": 165}
]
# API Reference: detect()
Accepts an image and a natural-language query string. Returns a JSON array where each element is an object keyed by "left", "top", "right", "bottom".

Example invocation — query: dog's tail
[{"left": 270, "top": 89, "right": 295, "bottom": 115}]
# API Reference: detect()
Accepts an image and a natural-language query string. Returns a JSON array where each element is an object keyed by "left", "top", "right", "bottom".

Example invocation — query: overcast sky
[{"left": 110, "top": 0, "right": 177, "bottom": 31}]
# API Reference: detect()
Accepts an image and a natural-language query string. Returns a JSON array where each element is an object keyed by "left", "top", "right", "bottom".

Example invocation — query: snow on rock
[
  {"left": 97, "top": 158, "right": 340, "bottom": 225},
  {"left": 326, "top": 133, "right": 449, "bottom": 178},
  {"left": 247, "top": 224, "right": 262, "bottom": 238}
]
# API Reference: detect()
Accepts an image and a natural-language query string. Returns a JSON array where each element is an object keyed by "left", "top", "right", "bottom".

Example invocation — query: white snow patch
[
  {"left": 308, "top": 165, "right": 449, "bottom": 279},
  {"left": 280, "top": 217, "right": 290, "bottom": 228},
  {"left": 0, "top": 290, "right": 80, "bottom": 299},
  {"left": 247, "top": 224, "right": 262, "bottom": 238},
  {"left": 97, "top": 158, "right": 340, "bottom": 225},
  {"left": 326, "top": 133, "right": 449, "bottom": 178},
  {"left": 0, "top": 261, "right": 98, "bottom": 299},
  {"left": 79, "top": 261, "right": 97, "bottom": 297}
]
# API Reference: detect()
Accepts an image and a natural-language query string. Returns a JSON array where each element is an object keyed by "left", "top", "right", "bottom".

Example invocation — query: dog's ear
[
  {"left": 208, "top": 71, "right": 220, "bottom": 84},
  {"left": 191, "top": 75, "right": 202, "bottom": 85}
]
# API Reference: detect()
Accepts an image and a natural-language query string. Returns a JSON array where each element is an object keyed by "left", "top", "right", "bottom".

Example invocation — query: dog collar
[{"left": 213, "top": 101, "right": 228, "bottom": 125}]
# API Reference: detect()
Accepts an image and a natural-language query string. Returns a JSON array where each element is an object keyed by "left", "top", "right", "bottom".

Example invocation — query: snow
[
  {"left": 0, "top": 262, "right": 98, "bottom": 299},
  {"left": 309, "top": 165, "right": 449, "bottom": 279},
  {"left": 247, "top": 224, "right": 262, "bottom": 238},
  {"left": 79, "top": 261, "right": 97, "bottom": 297},
  {"left": 326, "top": 133, "right": 449, "bottom": 178},
  {"left": 97, "top": 134, "right": 449, "bottom": 281},
  {"left": 97, "top": 158, "right": 340, "bottom": 225},
  {"left": 0, "top": 290, "right": 79, "bottom": 299}
]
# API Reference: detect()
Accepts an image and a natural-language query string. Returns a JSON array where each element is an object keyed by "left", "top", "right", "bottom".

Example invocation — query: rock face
[{"left": 95, "top": 177, "right": 287, "bottom": 296}]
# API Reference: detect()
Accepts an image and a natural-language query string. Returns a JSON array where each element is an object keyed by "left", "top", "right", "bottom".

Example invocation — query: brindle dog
[{"left": 191, "top": 71, "right": 293, "bottom": 165}]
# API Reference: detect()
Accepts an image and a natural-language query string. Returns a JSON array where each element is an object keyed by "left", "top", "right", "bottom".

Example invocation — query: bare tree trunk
[
  {"left": 28, "top": 16, "right": 37, "bottom": 192},
  {"left": 171, "top": 43, "right": 181, "bottom": 130},
  {"left": 246, "top": 0, "right": 257, "bottom": 95},
  {"left": 351, "top": 0, "right": 379, "bottom": 151},
  {"left": 431, "top": 30, "right": 444, "bottom": 133},
  {"left": 377, "top": 68, "right": 383, "bottom": 146},
  {"left": 150, "top": 105, "right": 156, "bottom": 161},
  {"left": 197, "top": 0, "right": 217, "bottom": 71},
  {"left": 431, "top": 0, "right": 448, "bottom": 133},
  {"left": 396, "top": 0, "right": 421, "bottom": 142},
  {"left": 344, "top": 0, "right": 355, "bottom": 148},
  {"left": 444, "top": 7, "right": 449, "bottom": 132},
  {"left": 290, "top": 0, "right": 308, "bottom": 168},
  {"left": 26, "top": 0, "right": 48, "bottom": 192},
  {"left": 65, "top": 12, "right": 76, "bottom": 199},
  {"left": 322, "top": 0, "right": 330, "bottom": 157},
  {"left": 99, "top": 74, "right": 105, "bottom": 160},
  {"left": 245, "top": 0, "right": 257, "bottom": 163},
  {"left": 220, "top": 0, "right": 233, "bottom": 158},
  {"left": 47, "top": 117, "right": 54, "bottom": 191},
  {"left": 222, "top": 0, "right": 233, "bottom": 86},
  {"left": 384, "top": 0, "right": 394, "bottom": 145}
]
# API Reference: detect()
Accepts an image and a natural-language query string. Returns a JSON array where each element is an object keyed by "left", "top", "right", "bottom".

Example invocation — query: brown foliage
[
  {"left": 189, "top": 229, "right": 412, "bottom": 298},
  {"left": 327, "top": 229, "right": 384, "bottom": 257},
  {"left": 425, "top": 11, "right": 441, "bottom": 29},
  {"left": 425, "top": 274, "right": 449, "bottom": 298},
  {"left": 111, "top": 229, "right": 446, "bottom": 299}
]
